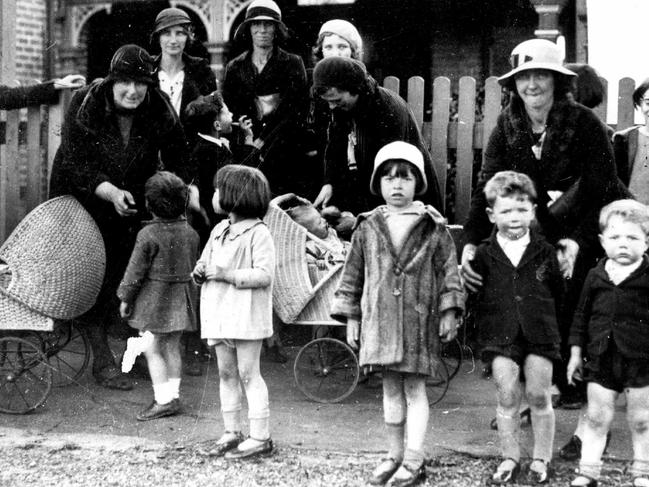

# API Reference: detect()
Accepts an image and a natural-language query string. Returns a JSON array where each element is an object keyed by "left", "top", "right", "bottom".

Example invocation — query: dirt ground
[{"left": 0, "top": 336, "right": 638, "bottom": 486}]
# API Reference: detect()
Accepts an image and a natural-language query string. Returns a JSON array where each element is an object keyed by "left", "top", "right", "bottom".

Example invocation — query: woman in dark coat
[
  {"left": 49, "top": 44, "right": 188, "bottom": 390},
  {"left": 461, "top": 39, "right": 627, "bottom": 410},
  {"left": 222, "top": 0, "right": 309, "bottom": 196}
]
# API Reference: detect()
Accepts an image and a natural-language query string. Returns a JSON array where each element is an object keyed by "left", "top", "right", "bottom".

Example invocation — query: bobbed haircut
[
  {"left": 599, "top": 199, "right": 649, "bottom": 235},
  {"left": 215, "top": 165, "right": 271, "bottom": 219},
  {"left": 145, "top": 171, "right": 188, "bottom": 219},
  {"left": 372, "top": 160, "right": 425, "bottom": 196},
  {"left": 564, "top": 63, "right": 604, "bottom": 109},
  {"left": 483, "top": 170, "right": 537, "bottom": 207},
  {"left": 184, "top": 91, "right": 226, "bottom": 134},
  {"left": 633, "top": 78, "right": 649, "bottom": 108}
]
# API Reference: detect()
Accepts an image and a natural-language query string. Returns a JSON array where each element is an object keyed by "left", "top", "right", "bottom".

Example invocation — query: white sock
[
  {"left": 153, "top": 383, "right": 172, "bottom": 405},
  {"left": 168, "top": 378, "right": 181, "bottom": 400}
]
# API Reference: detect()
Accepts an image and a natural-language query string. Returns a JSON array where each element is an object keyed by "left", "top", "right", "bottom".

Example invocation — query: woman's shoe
[
  {"left": 225, "top": 437, "right": 274, "bottom": 460},
  {"left": 569, "top": 473, "right": 598, "bottom": 486},
  {"left": 386, "top": 461, "right": 425, "bottom": 487},
  {"left": 206, "top": 431, "right": 244, "bottom": 457},
  {"left": 528, "top": 459, "right": 551, "bottom": 484},
  {"left": 491, "top": 458, "right": 520, "bottom": 484},
  {"left": 369, "top": 458, "right": 400, "bottom": 485}
]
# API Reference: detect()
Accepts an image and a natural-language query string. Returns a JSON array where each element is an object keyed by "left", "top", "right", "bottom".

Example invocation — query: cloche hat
[
  {"left": 107, "top": 44, "right": 156, "bottom": 85},
  {"left": 152, "top": 7, "right": 191, "bottom": 35},
  {"left": 234, "top": 0, "right": 288, "bottom": 42},
  {"left": 498, "top": 39, "right": 575, "bottom": 87},
  {"left": 370, "top": 141, "right": 428, "bottom": 195},
  {"left": 318, "top": 19, "right": 363, "bottom": 59}
]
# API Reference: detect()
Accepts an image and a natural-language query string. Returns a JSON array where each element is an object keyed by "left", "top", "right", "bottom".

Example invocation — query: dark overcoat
[
  {"left": 331, "top": 206, "right": 465, "bottom": 376},
  {"left": 0, "top": 82, "right": 58, "bottom": 110}
]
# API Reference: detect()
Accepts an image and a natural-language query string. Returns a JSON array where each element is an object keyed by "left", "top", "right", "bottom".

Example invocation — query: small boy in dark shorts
[
  {"left": 468, "top": 170, "right": 563, "bottom": 484},
  {"left": 567, "top": 199, "right": 649, "bottom": 487}
]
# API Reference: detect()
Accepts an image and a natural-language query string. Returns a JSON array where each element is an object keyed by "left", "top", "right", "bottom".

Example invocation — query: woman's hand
[
  {"left": 313, "top": 184, "right": 333, "bottom": 208},
  {"left": 192, "top": 262, "right": 206, "bottom": 285},
  {"left": 96, "top": 182, "right": 137, "bottom": 217},
  {"left": 439, "top": 309, "right": 460, "bottom": 343},
  {"left": 460, "top": 243, "right": 483, "bottom": 292},
  {"left": 53, "top": 74, "right": 86, "bottom": 90},
  {"left": 557, "top": 238, "right": 580, "bottom": 279},
  {"left": 566, "top": 346, "right": 583, "bottom": 386},
  {"left": 346, "top": 318, "right": 360, "bottom": 350},
  {"left": 238, "top": 116, "right": 254, "bottom": 144},
  {"left": 119, "top": 301, "right": 131, "bottom": 319}
]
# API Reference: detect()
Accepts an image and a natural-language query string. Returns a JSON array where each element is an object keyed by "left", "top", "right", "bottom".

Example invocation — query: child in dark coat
[
  {"left": 567, "top": 199, "right": 649, "bottom": 487},
  {"left": 332, "top": 141, "right": 464, "bottom": 487},
  {"left": 469, "top": 171, "right": 563, "bottom": 484},
  {"left": 117, "top": 171, "right": 200, "bottom": 421}
]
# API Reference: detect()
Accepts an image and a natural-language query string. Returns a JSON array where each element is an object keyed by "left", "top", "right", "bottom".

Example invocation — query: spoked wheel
[
  {"left": 42, "top": 320, "right": 90, "bottom": 387},
  {"left": 440, "top": 337, "right": 463, "bottom": 381},
  {"left": 0, "top": 336, "right": 53, "bottom": 414},
  {"left": 294, "top": 337, "right": 359, "bottom": 403},
  {"left": 426, "top": 359, "right": 449, "bottom": 406}
]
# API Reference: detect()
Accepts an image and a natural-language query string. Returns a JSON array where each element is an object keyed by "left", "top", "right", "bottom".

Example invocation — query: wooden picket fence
[{"left": 0, "top": 76, "right": 640, "bottom": 241}]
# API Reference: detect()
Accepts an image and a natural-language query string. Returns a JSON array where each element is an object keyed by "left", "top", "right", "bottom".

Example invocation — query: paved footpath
[{"left": 0, "top": 342, "right": 634, "bottom": 464}]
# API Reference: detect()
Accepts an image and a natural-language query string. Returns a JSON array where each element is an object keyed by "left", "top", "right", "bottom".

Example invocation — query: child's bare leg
[
  {"left": 524, "top": 354, "right": 555, "bottom": 478},
  {"left": 492, "top": 355, "right": 523, "bottom": 463},
  {"left": 626, "top": 385, "right": 649, "bottom": 480},
  {"left": 381, "top": 370, "right": 406, "bottom": 462},
  {"left": 162, "top": 332, "right": 182, "bottom": 400},
  {"left": 214, "top": 342, "right": 244, "bottom": 441},
  {"left": 235, "top": 339, "right": 270, "bottom": 448},
  {"left": 143, "top": 333, "right": 173, "bottom": 404},
  {"left": 575, "top": 382, "right": 616, "bottom": 483}
]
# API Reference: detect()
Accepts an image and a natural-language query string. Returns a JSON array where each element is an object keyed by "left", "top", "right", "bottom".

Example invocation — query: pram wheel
[
  {"left": 426, "top": 359, "right": 449, "bottom": 406},
  {"left": 0, "top": 336, "right": 52, "bottom": 414},
  {"left": 42, "top": 320, "right": 90, "bottom": 387},
  {"left": 294, "top": 337, "right": 359, "bottom": 403}
]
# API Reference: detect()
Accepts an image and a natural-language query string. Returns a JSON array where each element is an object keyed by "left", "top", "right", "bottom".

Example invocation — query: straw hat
[{"left": 498, "top": 39, "right": 575, "bottom": 87}]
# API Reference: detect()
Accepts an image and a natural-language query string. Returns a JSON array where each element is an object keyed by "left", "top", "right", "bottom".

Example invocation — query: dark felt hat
[
  {"left": 312, "top": 56, "right": 368, "bottom": 93},
  {"left": 107, "top": 44, "right": 156, "bottom": 85}
]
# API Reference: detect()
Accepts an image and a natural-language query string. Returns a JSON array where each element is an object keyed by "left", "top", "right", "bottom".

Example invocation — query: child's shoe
[
  {"left": 490, "top": 458, "right": 520, "bottom": 484},
  {"left": 386, "top": 461, "right": 425, "bottom": 487},
  {"left": 206, "top": 431, "right": 245, "bottom": 457},
  {"left": 633, "top": 477, "right": 649, "bottom": 487},
  {"left": 369, "top": 458, "right": 400, "bottom": 485},
  {"left": 136, "top": 399, "right": 179, "bottom": 421},
  {"left": 569, "top": 473, "right": 598, "bottom": 487},
  {"left": 528, "top": 459, "right": 551, "bottom": 484},
  {"left": 225, "top": 436, "right": 274, "bottom": 460}
]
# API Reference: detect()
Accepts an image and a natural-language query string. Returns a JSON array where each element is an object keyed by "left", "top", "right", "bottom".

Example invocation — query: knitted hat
[
  {"left": 234, "top": 0, "right": 288, "bottom": 42},
  {"left": 318, "top": 19, "right": 363, "bottom": 59},
  {"left": 152, "top": 7, "right": 191, "bottom": 35},
  {"left": 498, "top": 39, "right": 575, "bottom": 87},
  {"left": 312, "top": 56, "right": 367, "bottom": 94},
  {"left": 107, "top": 44, "right": 156, "bottom": 85},
  {"left": 370, "top": 141, "right": 428, "bottom": 196}
]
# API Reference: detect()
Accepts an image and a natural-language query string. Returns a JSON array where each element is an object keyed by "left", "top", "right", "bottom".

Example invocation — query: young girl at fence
[
  {"left": 192, "top": 164, "right": 275, "bottom": 460},
  {"left": 567, "top": 200, "right": 649, "bottom": 487},
  {"left": 469, "top": 171, "right": 563, "bottom": 484},
  {"left": 331, "top": 141, "right": 464, "bottom": 487},
  {"left": 117, "top": 171, "right": 200, "bottom": 421}
]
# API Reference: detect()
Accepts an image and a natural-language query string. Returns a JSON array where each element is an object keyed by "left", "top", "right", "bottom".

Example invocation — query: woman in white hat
[
  {"left": 461, "top": 38, "right": 627, "bottom": 485},
  {"left": 222, "top": 0, "right": 308, "bottom": 197}
]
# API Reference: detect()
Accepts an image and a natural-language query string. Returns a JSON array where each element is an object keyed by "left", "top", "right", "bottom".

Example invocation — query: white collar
[{"left": 198, "top": 132, "right": 230, "bottom": 149}]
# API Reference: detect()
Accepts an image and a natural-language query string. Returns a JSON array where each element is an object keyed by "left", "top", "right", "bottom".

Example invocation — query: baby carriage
[
  {"left": 0, "top": 196, "right": 105, "bottom": 414},
  {"left": 264, "top": 198, "right": 451, "bottom": 404}
]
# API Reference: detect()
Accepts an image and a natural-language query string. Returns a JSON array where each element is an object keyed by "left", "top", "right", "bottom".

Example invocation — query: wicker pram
[{"left": 0, "top": 196, "right": 106, "bottom": 331}]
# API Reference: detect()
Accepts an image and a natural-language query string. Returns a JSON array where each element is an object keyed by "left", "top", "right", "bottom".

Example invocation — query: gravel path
[{"left": 1, "top": 440, "right": 631, "bottom": 487}]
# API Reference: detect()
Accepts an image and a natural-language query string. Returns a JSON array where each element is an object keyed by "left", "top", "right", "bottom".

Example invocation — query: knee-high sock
[
  {"left": 531, "top": 407, "right": 555, "bottom": 463},
  {"left": 496, "top": 406, "right": 520, "bottom": 461}
]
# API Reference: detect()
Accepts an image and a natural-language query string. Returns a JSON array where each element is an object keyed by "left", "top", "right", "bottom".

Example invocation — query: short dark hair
[
  {"left": 184, "top": 91, "right": 225, "bottom": 134},
  {"left": 145, "top": 171, "right": 188, "bottom": 219},
  {"left": 215, "top": 165, "right": 271, "bottom": 219},
  {"left": 633, "top": 78, "right": 649, "bottom": 108},
  {"left": 564, "top": 63, "right": 604, "bottom": 109},
  {"left": 483, "top": 170, "right": 537, "bottom": 207},
  {"left": 372, "top": 160, "right": 424, "bottom": 195}
]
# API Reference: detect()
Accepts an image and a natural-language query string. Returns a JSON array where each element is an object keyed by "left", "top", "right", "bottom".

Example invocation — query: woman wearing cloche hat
[
  {"left": 222, "top": 0, "right": 309, "bottom": 197},
  {"left": 49, "top": 44, "right": 189, "bottom": 392},
  {"left": 461, "top": 38, "right": 628, "bottom": 485}
]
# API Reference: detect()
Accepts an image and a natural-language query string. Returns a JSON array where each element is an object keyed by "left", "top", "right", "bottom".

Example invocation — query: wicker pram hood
[{"left": 0, "top": 196, "right": 106, "bottom": 322}]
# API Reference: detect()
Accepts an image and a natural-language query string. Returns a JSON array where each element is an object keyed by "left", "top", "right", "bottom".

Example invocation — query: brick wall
[{"left": 16, "top": 0, "right": 47, "bottom": 86}]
